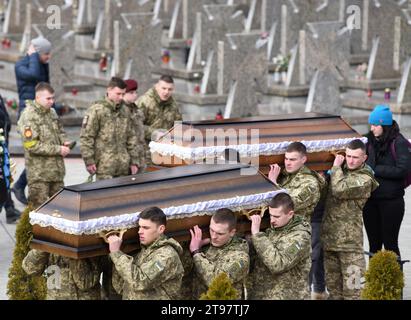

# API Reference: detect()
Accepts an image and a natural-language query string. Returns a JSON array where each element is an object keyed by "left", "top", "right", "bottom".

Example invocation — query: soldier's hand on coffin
[
  {"left": 130, "top": 164, "right": 139, "bottom": 175},
  {"left": 86, "top": 164, "right": 97, "bottom": 174},
  {"left": 250, "top": 215, "right": 262, "bottom": 235},
  {"left": 189, "top": 225, "right": 210, "bottom": 252},
  {"left": 333, "top": 154, "right": 345, "bottom": 167},
  {"left": 107, "top": 235, "right": 122, "bottom": 253},
  {"left": 60, "top": 145, "right": 70, "bottom": 157},
  {"left": 268, "top": 164, "right": 281, "bottom": 184},
  {"left": 152, "top": 129, "right": 168, "bottom": 141}
]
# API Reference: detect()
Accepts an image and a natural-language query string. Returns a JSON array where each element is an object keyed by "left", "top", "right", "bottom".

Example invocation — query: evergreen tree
[
  {"left": 7, "top": 207, "right": 47, "bottom": 300},
  {"left": 362, "top": 250, "right": 404, "bottom": 300},
  {"left": 200, "top": 273, "right": 238, "bottom": 300}
]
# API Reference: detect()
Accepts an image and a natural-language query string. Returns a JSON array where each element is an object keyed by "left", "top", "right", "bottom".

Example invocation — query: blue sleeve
[{"left": 15, "top": 53, "right": 42, "bottom": 81}]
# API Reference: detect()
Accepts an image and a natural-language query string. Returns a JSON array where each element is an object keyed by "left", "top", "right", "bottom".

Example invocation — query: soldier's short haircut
[
  {"left": 35, "top": 82, "right": 55, "bottom": 94},
  {"left": 159, "top": 75, "right": 174, "bottom": 84},
  {"left": 286, "top": 141, "right": 307, "bottom": 156},
  {"left": 347, "top": 139, "right": 366, "bottom": 153},
  {"left": 212, "top": 208, "right": 237, "bottom": 230},
  {"left": 108, "top": 77, "right": 127, "bottom": 89},
  {"left": 269, "top": 193, "right": 294, "bottom": 212},
  {"left": 139, "top": 206, "right": 167, "bottom": 226}
]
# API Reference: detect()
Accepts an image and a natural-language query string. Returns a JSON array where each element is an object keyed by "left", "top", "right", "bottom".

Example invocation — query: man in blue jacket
[
  {"left": 15, "top": 36, "right": 51, "bottom": 118},
  {"left": 12, "top": 37, "right": 52, "bottom": 205}
]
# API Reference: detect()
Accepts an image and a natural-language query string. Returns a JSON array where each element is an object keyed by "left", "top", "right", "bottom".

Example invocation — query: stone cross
[
  {"left": 303, "top": 20, "right": 350, "bottom": 115},
  {"left": 364, "top": 0, "right": 404, "bottom": 80},
  {"left": 304, "top": 20, "right": 350, "bottom": 84},
  {"left": 222, "top": 32, "right": 268, "bottom": 117},
  {"left": 394, "top": 8, "right": 411, "bottom": 71},
  {"left": 197, "top": 4, "right": 245, "bottom": 93},
  {"left": 278, "top": 0, "right": 342, "bottom": 57},
  {"left": 93, "top": 0, "right": 156, "bottom": 51},
  {"left": 114, "top": 12, "right": 163, "bottom": 94},
  {"left": 305, "top": 67, "right": 342, "bottom": 115},
  {"left": 167, "top": 0, "right": 215, "bottom": 41},
  {"left": 2, "top": 0, "right": 29, "bottom": 34},
  {"left": 75, "top": 0, "right": 105, "bottom": 31},
  {"left": 397, "top": 56, "right": 411, "bottom": 104},
  {"left": 31, "top": 22, "right": 75, "bottom": 100}
]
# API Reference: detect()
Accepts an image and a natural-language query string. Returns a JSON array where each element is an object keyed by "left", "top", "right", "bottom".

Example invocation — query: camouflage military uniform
[
  {"left": 80, "top": 97, "right": 140, "bottom": 180},
  {"left": 124, "top": 102, "right": 146, "bottom": 171},
  {"left": 17, "top": 100, "right": 66, "bottom": 208},
  {"left": 277, "top": 166, "right": 326, "bottom": 220},
  {"left": 22, "top": 249, "right": 103, "bottom": 300},
  {"left": 110, "top": 235, "right": 184, "bottom": 300},
  {"left": 321, "top": 164, "right": 378, "bottom": 300},
  {"left": 137, "top": 87, "right": 182, "bottom": 164},
  {"left": 190, "top": 236, "right": 249, "bottom": 300},
  {"left": 248, "top": 215, "right": 311, "bottom": 300}
]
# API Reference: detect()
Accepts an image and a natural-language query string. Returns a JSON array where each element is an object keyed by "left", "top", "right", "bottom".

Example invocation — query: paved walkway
[{"left": 1, "top": 157, "right": 411, "bottom": 300}]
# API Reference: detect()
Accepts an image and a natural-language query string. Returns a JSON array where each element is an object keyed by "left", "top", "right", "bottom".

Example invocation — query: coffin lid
[
  {"left": 149, "top": 113, "right": 366, "bottom": 161},
  {"left": 29, "top": 164, "right": 283, "bottom": 235}
]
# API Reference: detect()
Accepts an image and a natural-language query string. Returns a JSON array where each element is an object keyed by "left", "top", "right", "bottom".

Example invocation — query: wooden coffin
[
  {"left": 30, "top": 164, "right": 282, "bottom": 259},
  {"left": 149, "top": 113, "right": 365, "bottom": 173}
]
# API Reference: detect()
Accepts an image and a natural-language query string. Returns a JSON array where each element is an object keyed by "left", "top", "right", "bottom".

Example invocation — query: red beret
[{"left": 124, "top": 79, "right": 138, "bottom": 92}]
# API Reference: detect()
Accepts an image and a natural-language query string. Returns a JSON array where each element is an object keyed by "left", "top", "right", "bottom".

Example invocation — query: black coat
[
  {"left": 0, "top": 95, "right": 11, "bottom": 142},
  {"left": 366, "top": 133, "right": 411, "bottom": 199}
]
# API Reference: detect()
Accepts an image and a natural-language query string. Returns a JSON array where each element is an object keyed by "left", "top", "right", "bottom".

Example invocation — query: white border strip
[
  {"left": 149, "top": 137, "right": 368, "bottom": 161},
  {"left": 29, "top": 190, "right": 286, "bottom": 235}
]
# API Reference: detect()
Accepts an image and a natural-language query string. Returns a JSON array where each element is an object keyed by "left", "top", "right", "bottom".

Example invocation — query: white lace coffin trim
[
  {"left": 149, "top": 137, "right": 368, "bottom": 161},
  {"left": 29, "top": 189, "right": 286, "bottom": 235}
]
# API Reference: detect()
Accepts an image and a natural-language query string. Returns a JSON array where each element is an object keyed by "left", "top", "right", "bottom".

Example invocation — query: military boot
[
  {"left": 11, "top": 185, "right": 28, "bottom": 205},
  {"left": 6, "top": 207, "right": 21, "bottom": 224},
  {"left": 311, "top": 291, "right": 329, "bottom": 300}
]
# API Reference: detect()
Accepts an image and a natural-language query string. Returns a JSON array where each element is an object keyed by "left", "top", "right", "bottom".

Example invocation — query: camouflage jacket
[
  {"left": 137, "top": 87, "right": 182, "bottom": 145},
  {"left": 191, "top": 236, "right": 250, "bottom": 299},
  {"left": 248, "top": 216, "right": 311, "bottom": 300},
  {"left": 80, "top": 97, "right": 140, "bottom": 176},
  {"left": 110, "top": 235, "right": 184, "bottom": 300},
  {"left": 321, "top": 164, "right": 379, "bottom": 253},
  {"left": 22, "top": 249, "right": 102, "bottom": 300},
  {"left": 278, "top": 165, "right": 326, "bottom": 220},
  {"left": 17, "top": 100, "right": 66, "bottom": 183},
  {"left": 124, "top": 102, "right": 146, "bottom": 169}
]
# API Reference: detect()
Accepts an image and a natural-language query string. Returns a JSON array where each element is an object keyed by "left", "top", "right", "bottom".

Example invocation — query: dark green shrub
[
  {"left": 200, "top": 273, "right": 238, "bottom": 300},
  {"left": 7, "top": 207, "right": 47, "bottom": 300},
  {"left": 361, "top": 250, "right": 404, "bottom": 300}
]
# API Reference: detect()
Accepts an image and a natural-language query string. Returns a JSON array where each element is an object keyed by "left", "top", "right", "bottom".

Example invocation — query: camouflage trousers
[
  {"left": 28, "top": 181, "right": 64, "bottom": 209},
  {"left": 324, "top": 250, "right": 366, "bottom": 300}
]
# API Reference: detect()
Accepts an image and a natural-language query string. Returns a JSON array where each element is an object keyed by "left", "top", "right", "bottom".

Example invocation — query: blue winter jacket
[{"left": 15, "top": 52, "right": 49, "bottom": 110}]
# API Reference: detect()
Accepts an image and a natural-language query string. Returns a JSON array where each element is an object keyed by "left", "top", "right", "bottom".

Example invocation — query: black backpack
[{"left": 390, "top": 134, "right": 411, "bottom": 189}]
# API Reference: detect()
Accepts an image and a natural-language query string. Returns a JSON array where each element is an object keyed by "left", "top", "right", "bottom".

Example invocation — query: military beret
[{"left": 124, "top": 79, "right": 138, "bottom": 92}]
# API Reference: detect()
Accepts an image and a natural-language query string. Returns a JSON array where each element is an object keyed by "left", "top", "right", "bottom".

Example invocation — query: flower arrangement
[
  {"left": 273, "top": 53, "right": 290, "bottom": 73},
  {"left": 0, "top": 128, "right": 12, "bottom": 188}
]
